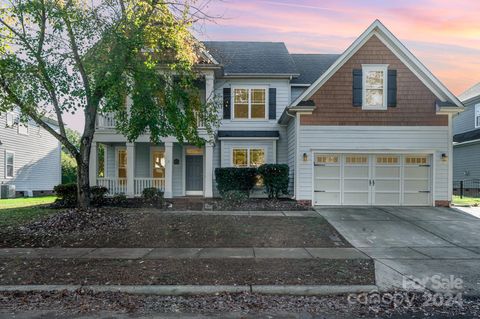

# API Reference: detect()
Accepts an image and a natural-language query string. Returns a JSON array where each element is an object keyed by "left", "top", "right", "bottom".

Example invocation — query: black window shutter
[
  {"left": 223, "top": 88, "right": 231, "bottom": 119},
  {"left": 352, "top": 69, "right": 362, "bottom": 106},
  {"left": 387, "top": 70, "right": 397, "bottom": 107},
  {"left": 268, "top": 88, "right": 276, "bottom": 120}
]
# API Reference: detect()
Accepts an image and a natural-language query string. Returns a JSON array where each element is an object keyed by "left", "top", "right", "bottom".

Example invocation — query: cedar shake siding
[{"left": 300, "top": 35, "right": 448, "bottom": 126}]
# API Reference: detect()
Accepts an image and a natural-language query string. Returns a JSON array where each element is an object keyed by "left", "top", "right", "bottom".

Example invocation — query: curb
[{"left": 0, "top": 284, "right": 378, "bottom": 296}]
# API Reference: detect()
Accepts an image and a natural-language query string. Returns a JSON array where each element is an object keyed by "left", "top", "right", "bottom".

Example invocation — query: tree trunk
[{"left": 76, "top": 135, "right": 93, "bottom": 209}]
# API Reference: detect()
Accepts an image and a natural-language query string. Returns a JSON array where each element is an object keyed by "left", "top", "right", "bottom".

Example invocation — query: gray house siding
[
  {"left": 453, "top": 96, "right": 480, "bottom": 135},
  {"left": 286, "top": 119, "right": 296, "bottom": 195},
  {"left": 453, "top": 142, "right": 480, "bottom": 181},
  {"left": 0, "top": 112, "right": 61, "bottom": 194}
]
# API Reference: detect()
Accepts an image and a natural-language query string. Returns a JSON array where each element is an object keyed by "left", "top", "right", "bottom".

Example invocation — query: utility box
[{"left": 0, "top": 184, "right": 16, "bottom": 199}]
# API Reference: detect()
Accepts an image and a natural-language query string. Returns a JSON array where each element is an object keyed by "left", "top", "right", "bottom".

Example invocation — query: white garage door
[{"left": 313, "top": 153, "right": 432, "bottom": 206}]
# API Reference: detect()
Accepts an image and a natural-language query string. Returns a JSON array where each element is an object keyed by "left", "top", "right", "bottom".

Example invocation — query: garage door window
[
  {"left": 405, "top": 156, "right": 428, "bottom": 165},
  {"left": 345, "top": 155, "right": 368, "bottom": 164},
  {"left": 315, "top": 155, "right": 338, "bottom": 164},
  {"left": 376, "top": 156, "right": 399, "bottom": 164}
]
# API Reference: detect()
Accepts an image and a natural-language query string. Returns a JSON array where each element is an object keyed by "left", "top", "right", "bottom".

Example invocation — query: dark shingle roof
[
  {"left": 290, "top": 54, "right": 340, "bottom": 84},
  {"left": 459, "top": 82, "right": 480, "bottom": 102},
  {"left": 202, "top": 41, "right": 298, "bottom": 76},
  {"left": 454, "top": 129, "right": 480, "bottom": 144}
]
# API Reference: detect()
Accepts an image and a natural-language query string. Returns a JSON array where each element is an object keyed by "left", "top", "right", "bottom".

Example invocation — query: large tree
[{"left": 0, "top": 0, "right": 218, "bottom": 208}]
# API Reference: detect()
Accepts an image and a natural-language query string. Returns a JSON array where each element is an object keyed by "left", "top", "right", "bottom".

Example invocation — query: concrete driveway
[{"left": 316, "top": 206, "right": 480, "bottom": 296}]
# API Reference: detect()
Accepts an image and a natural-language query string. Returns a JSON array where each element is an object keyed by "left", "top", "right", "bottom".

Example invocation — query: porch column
[
  {"left": 204, "top": 143, "right": 214, "bottom": 197},
  {"left": 205, "top": 72, "right": 214, "bottom": 102},
  {"left": 126, "top": 142, "right": 135, "bottom": 197},
  {"left": 89, "top": 141, "right": 97, "bottom": 186},
  {"left": 164, "top": 142, "right": 173, "bottom": 198}
]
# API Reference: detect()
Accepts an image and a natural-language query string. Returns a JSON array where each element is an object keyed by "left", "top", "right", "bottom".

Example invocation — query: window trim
[
  {"left": 231, "top": 86, "right": 269, "bottom": 121},
  {"left": 475, "top": 104, "right": 480, "bottom": 128},
  {"left": 5, "top": 112, "right": 14, "bottom": 127},
  {"left": 5, "top": 151, "right": 14, "bottom": 179},
  {"left": 17, "top": 122, "right": 29, "bottom": 135},
  {"left": 361, "top": 64, "right": 388, "bottom": 110},
  {"left": 231, "top": 147, "right": 266, "bottom": 167}
]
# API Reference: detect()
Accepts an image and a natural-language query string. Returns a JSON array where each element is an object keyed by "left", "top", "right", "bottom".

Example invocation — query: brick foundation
[
  {"left": 435, "top": 200, "right": 450, "bottom": 207},
  {"left": 296, "top": 200, "right": 313, "bottom": 207}
]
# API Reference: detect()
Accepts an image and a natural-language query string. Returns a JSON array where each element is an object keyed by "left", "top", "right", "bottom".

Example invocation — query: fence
[{"left": 453, "top": 179, "right": 480, "bottom": 198}]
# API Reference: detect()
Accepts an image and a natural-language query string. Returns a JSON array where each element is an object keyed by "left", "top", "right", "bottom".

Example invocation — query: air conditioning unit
[{"left": 1, "top": 184, "right": 15, "bottom": 199}]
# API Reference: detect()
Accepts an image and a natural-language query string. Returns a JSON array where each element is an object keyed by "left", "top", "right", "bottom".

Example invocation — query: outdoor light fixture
[
  {"left": 441, "top": 153, "right": 448, "bottom": 162},
  {"left": 303, "top": 153, "right": 308, "bottom": 161}
]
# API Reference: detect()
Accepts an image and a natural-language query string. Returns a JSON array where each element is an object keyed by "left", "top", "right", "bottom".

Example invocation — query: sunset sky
[{"left": 66, "top": 0, "right": 480, "bottom": 131}]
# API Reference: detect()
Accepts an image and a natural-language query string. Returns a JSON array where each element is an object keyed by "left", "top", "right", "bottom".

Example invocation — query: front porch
[{"left": 88, "top": 141, "right": 214, "bottom": 198}]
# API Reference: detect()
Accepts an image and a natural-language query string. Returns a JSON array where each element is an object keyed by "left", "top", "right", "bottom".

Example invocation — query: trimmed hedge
[
  {"left": 215, "top": 167, "right": 258, "bottom": 196},
  {"left": 53, "top": 183, "right": 108, "bottom": 207},
  {"left": 258, "top": 164, "right": 289, "bottom": 199}
]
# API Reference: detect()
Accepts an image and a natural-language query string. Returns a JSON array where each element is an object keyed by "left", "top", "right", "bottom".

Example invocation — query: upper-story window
[
  {"left": 362, "top": 64, "right": 388, "bottom": 110},
  {"left": 233, "top": 88, "right": 267, "bottom": 120},
  {"left": 18, "top": 123, "right": 29, "bottom": 135},
  {"left": 5, "top": 151, "right": 14, "bottom": 178},
  {"left": 475, "top": 104, "right": 480, "bottom": 128},
  {"left": 6, "top": 112, "right": 14, "bottom": 127}
]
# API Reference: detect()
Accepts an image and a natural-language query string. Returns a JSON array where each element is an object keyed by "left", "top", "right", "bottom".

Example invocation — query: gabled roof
[
  {"left": 291, "top": 20, "right": 463, "bottom": 110},
  {"left": 202, "top": 41, "right": 299, "bottom": 77},
  {"left": 290, "top": 54, "right": 340, "bottom": 84},
  {"left": 459, "top": 82, "right": 480, "bottom": 103}
]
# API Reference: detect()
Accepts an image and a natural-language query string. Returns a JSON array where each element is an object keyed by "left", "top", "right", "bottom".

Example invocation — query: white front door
[{"left": 313, "top": 153, "right": 432, "bottom": 206}]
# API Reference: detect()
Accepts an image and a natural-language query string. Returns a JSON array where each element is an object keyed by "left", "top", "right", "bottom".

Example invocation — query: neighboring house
[
  {"left": 453, "top": 82, "right": 480, "bottom": 181},
  {"left": 90, "top": 20, "right": 462, "bottom": 207},
  {"left": 0, "top": 110, "right": 61, "bottom": 197}
]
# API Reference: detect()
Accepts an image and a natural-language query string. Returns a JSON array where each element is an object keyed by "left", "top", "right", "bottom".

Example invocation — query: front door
[{"left": 185, "top": 155, "right": 203, "bottom": 195}]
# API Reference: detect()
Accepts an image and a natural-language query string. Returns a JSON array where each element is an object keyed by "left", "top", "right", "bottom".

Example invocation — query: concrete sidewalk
[{"left": 0, "top": 247, "right": 369, "bottom": 260}]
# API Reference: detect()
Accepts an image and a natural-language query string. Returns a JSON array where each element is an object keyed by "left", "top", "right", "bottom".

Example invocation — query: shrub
[
  {"left": 258, "top": 164, "right": 289, "bottom": 199},
  {"left": 61, "top": 152, "right": 77, "bottom": 184},
  {"left": 142, "top": 187, "right": 165, "bottom": 207},
  {"left": 221, "top": 190, "right": 248, "bottom": 206},
  {"left": 54, "top": 183, "right": 77, "bottom": 206},
  {"left": 90, "top": 186, "right": 109, "bottom": 206},
  {"left": 215, "top": 167, "right": 258, "bottom": 196}
]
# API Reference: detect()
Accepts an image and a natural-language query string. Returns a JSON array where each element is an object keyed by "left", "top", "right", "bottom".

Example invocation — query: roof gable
[
  {"left": 459, "top": 82, "right": 480, "bottom": 103},
  {"left": 291, "top": 20, "right": 463, "bottom": 109}
]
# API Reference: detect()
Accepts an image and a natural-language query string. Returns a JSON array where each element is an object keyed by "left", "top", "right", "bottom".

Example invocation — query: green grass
[
  {"left": 0, "top": 196, "right": 58, "bottom": 227},
  {"left": 452, "top": 195, "right": 480, "bottom": 206},
  {"left": 0, "top": 196, "right": 57, "bottom": 210}
]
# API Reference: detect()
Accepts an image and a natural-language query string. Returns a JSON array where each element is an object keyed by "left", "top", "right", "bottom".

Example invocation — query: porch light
[
  {"left": 441, "top": 153, "right": 448, "bottom": 162},
  {"left": 303, "top": 153, "right": 308, "bottom": 162}
]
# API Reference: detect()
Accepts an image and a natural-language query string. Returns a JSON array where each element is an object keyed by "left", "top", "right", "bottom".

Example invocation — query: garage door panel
[
  {"left": 343, "top": 192, "right": 369, "bottom": 205},
  {"left": 375, "top": 167, "right": 400, "bottom": 178},
  {"left": 374, "top": 193, "right": 400, "bottom": 205},
  {"left": 375, "top": 180, "right": 400, "bottom": 191},
  {"left": 404, "top": 179, "right": 429, "bottom": 191},
  {"left": 315, "top": 192, "right": 340, "bottom": 205},
  {"left": 314, "top": 179, "right": 340, "bottom": 191},
  {"left": 314, "top": 166, "right": 340, "bottom": 178},
  {"left": 343, "top": 179, "right": 369, "bottom": 191},
  {"left": 404, "top": 193, "right": 430, "bottom": 206},
  {"left": 404, "top": 167, "right": 429, "bottom": 179},
  {"left": 344, "top": 166, "right": 369, "bottom": 178}
]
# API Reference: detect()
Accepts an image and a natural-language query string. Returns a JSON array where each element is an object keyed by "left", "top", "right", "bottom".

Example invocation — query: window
[
  {"left": 377, "top": 156, "right": 399, "bottom": 165},
  {"left": 405, "top": 156, "right": 428, "bottom": 165},
  {"left": 118, "top": 149, "right": 127, "bottom": 178},
  {"left": 233, "top": 88, "right": 266, "bottom": 119},
  {"left": 18, "top": 123, "right": 28, "bottom": 135},
  {"left": 5, "top": 151, "right": 14, "bottom": 178},
  {"left": 315, "top": 155, "right": 339, "bottom": 164},
  {"left": 232, "top": 148, "right": 265, "bottom": 167},
  {"left": 346, "top": 155, "right": 368, "bottom": 164},
  {"left": 475, "top": 104, "right": 480, "bottom": 128},
  {"left": 152, "top": 150, "right": 165, "bottom": 178},
  {"left": 362, "top": 64, "right": 388, "bottom": 110},
  {"left": 6, "top": 113, "right": 14, "bottom": 127}
]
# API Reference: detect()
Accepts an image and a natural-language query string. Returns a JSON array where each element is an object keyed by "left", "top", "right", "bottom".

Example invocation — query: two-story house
[
  {"left": 0, "top": 110, "right": 61, "bottom": 197},
  {"left": 90, "top": 20, "right": 462, "bottom": 207},
  {"left": 453, "top": 82, "right": 480, "bottom": 181}
]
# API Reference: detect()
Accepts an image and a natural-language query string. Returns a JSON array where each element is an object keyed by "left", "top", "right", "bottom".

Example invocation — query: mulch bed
[
  {"left": 1, "top": 210, "right": 350, "bottom": 248},
  {"left": 0, "top": 258, "right": 374, "bottom": 286},
  {"left": 0, "top": 290, "right": 475, "bottom": 317}
]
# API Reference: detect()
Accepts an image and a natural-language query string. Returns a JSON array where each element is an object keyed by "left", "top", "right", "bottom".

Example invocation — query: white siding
[
  {"left": 286, "top": 119, "right": 296, "bottom": 195},
  {"left": 0, "top": 112, "right": 61, "bottom": 192},
  {"left": 172, "top": 143, "right": 183, "bottom": 196},
  {"left": 296, "top": 125, "right": 450, "bottom": 203}
]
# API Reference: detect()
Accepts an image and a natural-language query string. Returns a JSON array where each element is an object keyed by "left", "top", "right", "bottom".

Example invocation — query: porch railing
[
  {"left": 134, "top": 178, "right": 165, "bottom": 196},
  {"left": 97, "top": 178, "right": 127, "bottom": 195},
  {"left": 96, "top": 113, "right": 116, "bottom": 129}
]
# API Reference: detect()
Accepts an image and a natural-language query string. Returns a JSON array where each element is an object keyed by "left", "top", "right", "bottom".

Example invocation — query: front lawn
[
  {"left": 0, "top": 196, "right": 57, "bottom": 227},
  {"left": 452, "top": 195, "right": 480, "bottom": 206},
  {"left": 0, "top": 196, "right": 56, "bottom": 209},
  {"left": 1, "top": 209, "right": 350, "bottom": 248}
]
